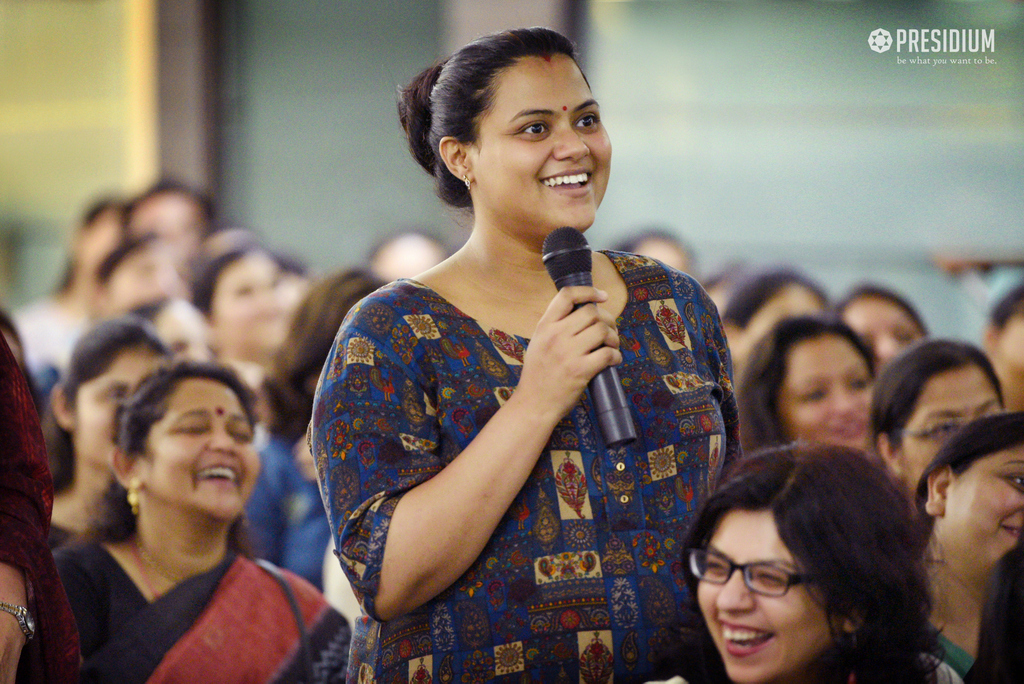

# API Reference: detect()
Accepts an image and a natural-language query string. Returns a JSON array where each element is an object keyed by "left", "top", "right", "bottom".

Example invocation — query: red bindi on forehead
[
  {"left": 215, "top": 407, "right": 225, "bottom": 416},
  {"left": 541, "top": 53, "right": 552, "bottom": 62},
  {"left": 562, "top": 106, "right": 568, "bottom": 111}
]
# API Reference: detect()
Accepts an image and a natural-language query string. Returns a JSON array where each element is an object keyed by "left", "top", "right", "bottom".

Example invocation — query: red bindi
[
  {"left": 541, "top": 53, "right": 552, "bottom": 62},
  {"left": 562, "top": 106, "right": 568, "bottom": 111},
  {"left": 215, "top": 407, "right": 225, "bottom": 416}
]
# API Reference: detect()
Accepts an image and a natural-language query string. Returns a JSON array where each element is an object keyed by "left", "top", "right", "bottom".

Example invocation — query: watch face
[{"left": 24, "top": 612, "right": 35, "bottom": 635}]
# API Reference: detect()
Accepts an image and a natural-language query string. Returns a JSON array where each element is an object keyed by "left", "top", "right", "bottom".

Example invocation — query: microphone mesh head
[{"left": 543, "top": 227, "right": 592, "bottom": 283}]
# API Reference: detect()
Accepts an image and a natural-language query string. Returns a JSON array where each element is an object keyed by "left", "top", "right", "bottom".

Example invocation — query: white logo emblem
[{"left": 868, "top": 28, "right": 893, "bottom": 53}]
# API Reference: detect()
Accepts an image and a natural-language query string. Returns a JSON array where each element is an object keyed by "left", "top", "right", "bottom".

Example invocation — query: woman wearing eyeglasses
[
  {"left": 652, "top": 444, "right": 960, "bottom": 684},
  {"left": 872, "top": 339, "right": 1003, "bottom": 499},
  {"left": 918, "top": 411, "right": 1024, "bottom": 682}
]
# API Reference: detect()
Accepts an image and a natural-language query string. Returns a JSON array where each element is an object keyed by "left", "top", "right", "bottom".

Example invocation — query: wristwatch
[{"left": 0, "top": 601, "right": 34, "bottom": 641}]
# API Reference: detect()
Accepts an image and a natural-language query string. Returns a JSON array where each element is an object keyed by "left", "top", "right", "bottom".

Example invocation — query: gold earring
[
  {"left": 463, "top": 175, "right": 471, "bottom": 189},
  {"left": 127, "top": 478, "right": 140, "bottom": 516}
]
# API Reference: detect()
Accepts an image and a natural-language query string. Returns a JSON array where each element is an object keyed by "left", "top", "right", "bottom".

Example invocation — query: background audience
[
  {"left": 130, "top": 298, "right": 213, "bottom": 362},
  {"left": 918, "top": 412, "right": 1024, "bottom": 681},
  {"left": 247, "top": 268, "right": 382, "bottom": 590},
  {"left": 14, "top": 199, "right": 125, "bottom": 390},
  {"left": 366, "top": 228, "right": 451, "bottom": 283},
  {"left": 836, "top": 282, "right": 929, "bottom": 370},
  {"left": 612, "top": 226, "right": 696, "bottom": 275},
  {"left": 94, "top": 234, "right": 187, "bottom": 319},
  {"left": 984, "top": 280, "right": 1024, "bottom": 412},
  {"left": 190, "top": 243, "right": 289, "bottom": 392},
  {"left": 871, "top": 339, "right": 1003, "bottom": 497},
  {"left": 42, "top": 317, "right": 170, "bottom": 548},
  {"left": 125, "top": 179, "right": 216, "bottom": 280},
  {"left": 738, "top": 314, "right": 874, "bottom": 454},
  {"left": 721, "top": 266, "right": 828, "bottom": 377}
]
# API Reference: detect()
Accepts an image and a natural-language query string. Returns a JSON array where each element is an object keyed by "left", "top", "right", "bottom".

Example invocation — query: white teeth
[
  {"left": 543, "top": 173, "right": 589, "bottom": 187},
  {"left": 197, "top": 466, "right": 238, "bottom": 483},
  {"left": 723, "top": 627, "right": 767, "bottom": 642}
]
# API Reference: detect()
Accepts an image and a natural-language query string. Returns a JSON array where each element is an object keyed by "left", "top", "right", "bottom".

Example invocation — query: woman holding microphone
[{"left": 312, "top": 27, "right": 739, "bottom": 682}]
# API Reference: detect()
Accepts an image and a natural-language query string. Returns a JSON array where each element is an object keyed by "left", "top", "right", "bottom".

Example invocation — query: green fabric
[{"left": 938, "top": 633, "right": 974, "bottom": 680}]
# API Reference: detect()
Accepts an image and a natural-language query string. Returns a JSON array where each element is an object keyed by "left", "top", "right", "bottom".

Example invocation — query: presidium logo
[
  {"left": 868, "top": 27, "right": 995, "bottom": 55},
  {"left": 868, "top": 29, "right": 893, "bottom": 53}
]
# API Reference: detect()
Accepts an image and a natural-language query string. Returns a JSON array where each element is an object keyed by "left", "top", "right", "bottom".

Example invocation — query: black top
[{"left": 53, "top": 543, "right": 232, "bottom": 683}]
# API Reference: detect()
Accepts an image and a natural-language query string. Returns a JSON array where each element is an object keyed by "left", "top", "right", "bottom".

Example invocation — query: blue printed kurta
[{"left": 311, "top": 252, "right": 740, "bottom": 683}]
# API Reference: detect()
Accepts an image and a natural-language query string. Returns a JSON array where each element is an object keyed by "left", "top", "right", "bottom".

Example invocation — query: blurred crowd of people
[
  {"left": 1, "top": 176, "right": 1023, "bottom": 682},
  {"left": 0, "top": 70, "right": 1021, "bottom": 681},
  {"left": 1, "top": 175, "right": 1018, "bottom": 682}
]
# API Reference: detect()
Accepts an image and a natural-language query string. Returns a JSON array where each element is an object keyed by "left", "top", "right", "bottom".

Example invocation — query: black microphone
[{"left": 542, "top": 227, "right": 637, "bottom": 447}]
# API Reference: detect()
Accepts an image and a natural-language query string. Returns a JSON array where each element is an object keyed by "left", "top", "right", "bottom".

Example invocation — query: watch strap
[{"left": 0, "top": 600, "right": 33, "bottom": 640}]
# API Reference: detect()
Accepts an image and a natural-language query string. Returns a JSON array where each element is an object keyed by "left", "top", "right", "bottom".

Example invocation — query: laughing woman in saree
[{"left": 55, "top": 361, "right": 350, "bottom": 683}]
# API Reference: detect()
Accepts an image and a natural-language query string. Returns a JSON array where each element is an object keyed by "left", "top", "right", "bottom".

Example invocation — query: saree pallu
[{"left": 82, "top": 554, "right": 350, "bottom": 683}]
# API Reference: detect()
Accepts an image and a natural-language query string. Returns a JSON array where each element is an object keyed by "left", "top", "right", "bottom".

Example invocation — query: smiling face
[
  {"left": 698, "top": 509, "right": 834, "bottom": 684},
  {"left": 458, "top": 54, "right": 611, "bottom": 245},
  {"left": 132, "top": 377, "right": 259, "bottom": 524},
  {"left": 927, "top": 444, "right": 1024, "bottom": 591},
  {"left": 777, "top": 334, "right": 873, "bottom": 451}
]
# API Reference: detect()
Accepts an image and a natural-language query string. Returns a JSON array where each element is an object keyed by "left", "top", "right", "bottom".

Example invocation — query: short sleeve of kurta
[{"left": 311, "top": 282, "right": 454, "bottom": 621}]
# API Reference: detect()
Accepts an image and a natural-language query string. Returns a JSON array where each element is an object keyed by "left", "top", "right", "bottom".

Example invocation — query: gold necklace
[{"left": 132, "top": 538, "right": 185, "bottom": 591}]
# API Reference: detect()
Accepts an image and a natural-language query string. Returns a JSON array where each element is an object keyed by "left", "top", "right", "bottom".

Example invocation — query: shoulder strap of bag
[{"left": 256, "top": 559, "right": 315, "bottom": 683}]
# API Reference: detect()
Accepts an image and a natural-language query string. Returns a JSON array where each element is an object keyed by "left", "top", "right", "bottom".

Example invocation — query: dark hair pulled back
[{"left": 398, "top": 27, "right": 581, "bottom": 208}]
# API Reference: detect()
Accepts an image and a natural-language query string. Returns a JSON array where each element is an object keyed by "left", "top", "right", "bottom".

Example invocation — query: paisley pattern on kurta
[{"left": 312, "top": 252, "right": 740, "bottom": 683}]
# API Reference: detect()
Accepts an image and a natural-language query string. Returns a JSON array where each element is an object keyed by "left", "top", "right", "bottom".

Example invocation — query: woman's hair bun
[{"left": 397, "top": 60, "right": 447, "bottom": 176}]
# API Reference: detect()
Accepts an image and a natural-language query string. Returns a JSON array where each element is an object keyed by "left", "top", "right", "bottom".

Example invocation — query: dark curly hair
[
  {"left": 661, "top": 444, "right": 937, "bottom": 684},
  {"left": 398, "top": 27, "right": 582, "bottom": 209}
]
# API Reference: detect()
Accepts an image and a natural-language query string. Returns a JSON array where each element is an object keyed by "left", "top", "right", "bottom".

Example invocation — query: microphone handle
[{"left": 551, "top": 270, "right": 638, "bottom": 447}]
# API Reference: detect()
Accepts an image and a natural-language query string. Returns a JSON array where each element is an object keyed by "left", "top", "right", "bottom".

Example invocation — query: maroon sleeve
[{"left": 0, "top": 336, "right": 79, "bottom": 682}]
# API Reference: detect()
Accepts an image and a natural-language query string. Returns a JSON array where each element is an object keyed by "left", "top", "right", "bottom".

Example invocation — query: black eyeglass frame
[
  {"left": 895, "top": 421, "right": 968, "bottom": 442},
  {"left": 687, "top": 548, "right": 810, "bottom": 597}
]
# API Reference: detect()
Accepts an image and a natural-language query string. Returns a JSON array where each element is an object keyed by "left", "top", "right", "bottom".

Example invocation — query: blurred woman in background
[
  {"left": 15, "top": 198, "right": 125, "bottom": 396},
  {"left": 738, "top": 315, "right": 874, "bottom": 454},
  {"left": 247, "top": 268, "right": 381, "bottom": 589},
  {"left": 871, "top": 339, "right": 1002, "bottom": 498},
  {"left": 131, "top": 298, "right": 213, "bottom": 362},
  {"left": 191, "top": 243, "right": 289, "bottom": 393},
  {"left": 721, "top": 266, "right": 828, "bottom": 378},
  {"left": 43, "top": 317, "right": 169, "bottom": 547},
  {"left": 836, "top": 282, "right": 928, "bottom": 370}
]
